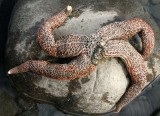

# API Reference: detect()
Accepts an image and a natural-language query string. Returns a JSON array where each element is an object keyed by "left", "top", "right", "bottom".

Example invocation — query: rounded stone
[{"left": 5, "top": 0, "right": 160, "bottom": 115}]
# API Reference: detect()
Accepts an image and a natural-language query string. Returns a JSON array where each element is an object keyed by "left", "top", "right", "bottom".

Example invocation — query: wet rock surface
[{"left": 1, "top": 0, "right": 160, "bottom": 115}]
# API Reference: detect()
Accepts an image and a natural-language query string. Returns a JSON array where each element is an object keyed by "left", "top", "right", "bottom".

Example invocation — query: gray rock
[
  {"left": 150, "top": 0, "right": 160, "bottom": 5},
  {"left": 17, "top": 109, "right": 38, "bottom": 116},
  {"left": 150, "top": 4, "right": 160, "bottom": 20},
  {"left": 17, "top": 98, "right": 35, "bottom": 111},
  {"left": 5, "top": 0, "right": 160, "bottom": 115},
  {"left": 37, "top": 104, "right": 67, "bottom": 116},
  {"left": 139, "top": 0, "right": 149, "bottom": 5},
  {"left": 0, "top": 92, "right": 19, "bottom": 116}
]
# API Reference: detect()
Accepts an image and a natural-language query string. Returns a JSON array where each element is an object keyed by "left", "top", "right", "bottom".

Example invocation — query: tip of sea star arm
[
  {"left": 7, "top": 67, "right": 18, "bottom": 75},
  {"left": 8, "top": 70, "right": 12, "bottom": 74},
  {"left": 67, "top": 5, "right": 72, "bottom": 11},
  {"left": 66, "top": 5, "right": 72, "bottom": 14}
]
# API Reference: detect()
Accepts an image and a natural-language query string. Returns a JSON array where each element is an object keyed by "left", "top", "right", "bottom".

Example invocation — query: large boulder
[{"left": 5, "top": 0, "right": 160, "bottom": 114}]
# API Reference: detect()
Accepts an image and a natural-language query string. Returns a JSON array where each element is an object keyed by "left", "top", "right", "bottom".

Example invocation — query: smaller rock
[
  {"left": 37, "top": 104, "right": 67, "bottom": 116},
  {"left": 17, "top": 98, "right": 35, "bottom": 111},
  {"left": 0, "top": 92, "right": 20, "bottom": 116},
  {"left": 17, "top": 109, "right": 38, "bottom": 116}
]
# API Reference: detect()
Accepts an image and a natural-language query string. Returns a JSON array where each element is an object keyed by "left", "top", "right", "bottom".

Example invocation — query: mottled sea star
[{"left": 8, "top": 6, "right": 154, "bottom": 113}]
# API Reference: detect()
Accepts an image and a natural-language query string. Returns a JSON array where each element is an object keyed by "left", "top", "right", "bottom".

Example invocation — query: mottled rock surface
[{"left": 5, "top": 0, "right": 160, "bottom": 115}]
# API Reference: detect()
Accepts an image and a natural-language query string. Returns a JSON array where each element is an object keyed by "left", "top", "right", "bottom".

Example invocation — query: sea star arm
[
  {"left": 101, "top": 40, "right": 147, "bottom": 112},
  {"left": 8, "top": 53, "right": 95, "bottom": 80},
  {"left": 38, "top": 6, "right": 87, "bottom": 58},
  {"left": 93, "top": 18, "right": 154, "bottom": 60},
  {"left": 8, "top": 6, "right": 96, "bottom": 79},
  {"left": 38, "top": 6, "right": 73, "bottom": 57},
  {"left": 38, "top": 5, "right": 93, "bottom": 58}
]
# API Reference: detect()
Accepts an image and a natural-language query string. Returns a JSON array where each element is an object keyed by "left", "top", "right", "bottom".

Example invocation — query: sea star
[{"left": 8, "top": 6, "right": 154, "bottom": 113}]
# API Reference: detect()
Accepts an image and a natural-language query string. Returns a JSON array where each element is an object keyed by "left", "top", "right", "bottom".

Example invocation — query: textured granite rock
[{"left": 5, "top": 0, "right": 160, "bottom": 115}]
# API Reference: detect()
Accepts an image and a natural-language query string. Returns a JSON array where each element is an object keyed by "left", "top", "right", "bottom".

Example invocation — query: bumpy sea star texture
[
  {"left": 102, "top": 40, "right": 147, "bottom": 112},
  {"left": 8, "top": 6, "right": 154, "bottom": 113}
]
